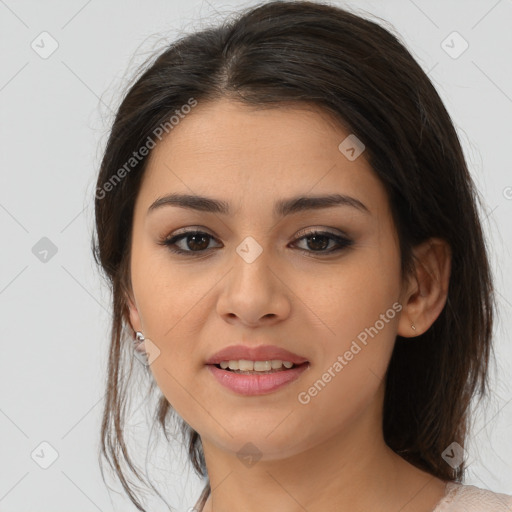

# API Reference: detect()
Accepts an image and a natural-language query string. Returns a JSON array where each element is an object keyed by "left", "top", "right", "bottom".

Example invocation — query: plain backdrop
[{"left": 1, "top": 0, "right": 511, "bottom": 511}]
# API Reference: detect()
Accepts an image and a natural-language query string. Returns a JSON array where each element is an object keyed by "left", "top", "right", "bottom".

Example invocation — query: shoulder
[{"left": 434, "top": 481, "right": 512, "bottom": 511}]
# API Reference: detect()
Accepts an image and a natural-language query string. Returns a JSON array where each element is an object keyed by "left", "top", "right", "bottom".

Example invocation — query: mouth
[
  {"left": 206, "top": 361, "right": 311, "bottom": 395},
  {"left": 210, "top": 361, "right": 308, "bottom": 374}
]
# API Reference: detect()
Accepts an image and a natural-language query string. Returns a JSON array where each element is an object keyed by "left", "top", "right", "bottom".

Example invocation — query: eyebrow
[{"left": 147, "top": 192, "right": 370, "bottom": 217}]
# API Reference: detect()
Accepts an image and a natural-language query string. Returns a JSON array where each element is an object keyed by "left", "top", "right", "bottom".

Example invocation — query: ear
[
  {"left": 397, "top": 237, "right": 451, "bottom": 338},
  {"left": 125, "top": 290, "right": 143, "bottom": 336}
]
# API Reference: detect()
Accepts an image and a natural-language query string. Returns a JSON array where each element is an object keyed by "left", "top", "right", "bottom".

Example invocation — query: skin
[{"left": 127, "top": 98, "right": 452, "bottom": 512}]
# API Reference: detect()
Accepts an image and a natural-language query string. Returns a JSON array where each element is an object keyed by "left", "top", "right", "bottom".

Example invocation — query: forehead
[
  {"left": 137, "top": 99, "right": 387, "bottom": 219},
  {"left": 150, "top": 98, "right": 351, "bottom": 160}
]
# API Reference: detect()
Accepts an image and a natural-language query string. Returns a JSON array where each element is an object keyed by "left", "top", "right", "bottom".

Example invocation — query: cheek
[
  {"left": 130, "top": 248, "right": 220, "bottom": 414},
  {"left": 296, "top": 244, "right": 401, "bottom": 410},
  {"left": 302, "top": 242, "right": 401, "bottom": 344},
  {"left": 132, "top": 243, "right": 209, "bottom": 336}
]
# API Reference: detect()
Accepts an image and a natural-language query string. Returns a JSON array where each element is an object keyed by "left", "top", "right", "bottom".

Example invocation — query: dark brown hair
[{"left": 92, "top": 1, "right": 496, "bottom": 511}]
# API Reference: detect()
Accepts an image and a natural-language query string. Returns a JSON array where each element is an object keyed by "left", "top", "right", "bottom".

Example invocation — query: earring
[
  {"left": 133, "top": 331, "right": 148, "bottom": 365},
  {"left": 411, "top": 324, "right": 416, "bottom": 331},
  {"left": 134, "top": 330, "right": 145, "bottom": 348}
]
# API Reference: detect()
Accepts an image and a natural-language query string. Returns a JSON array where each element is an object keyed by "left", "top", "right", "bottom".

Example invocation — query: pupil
[
  {"left": 308, "top": 234, "right": 329, "bottom": 251},
  {"left": 188, "top": 234, "right": 209, "bottom": 251}
]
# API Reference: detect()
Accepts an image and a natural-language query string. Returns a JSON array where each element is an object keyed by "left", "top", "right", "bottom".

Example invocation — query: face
[{"left": 127, "top": 98, "right": 411, "bottom": 460}]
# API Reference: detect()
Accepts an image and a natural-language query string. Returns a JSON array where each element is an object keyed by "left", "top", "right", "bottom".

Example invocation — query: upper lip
[{"left": 205, "top": 345, "right": 309, "bottom": 365}]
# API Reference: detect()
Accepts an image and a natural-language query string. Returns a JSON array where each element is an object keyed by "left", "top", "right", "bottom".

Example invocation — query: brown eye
[
  {"left": 162, "top": 231, "right": 221, "bottom": 254},
  {"left": 183, "top": 233, "right": 211, "bottom": 251},
  {"left": 292, "top": 230, "right": 353, "bottom": 255}
]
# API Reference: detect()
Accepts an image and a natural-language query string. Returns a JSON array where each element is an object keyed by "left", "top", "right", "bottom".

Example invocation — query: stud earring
[
  {"left": 133, "top": 331, "right": 148, "bottom": 364},
  {"left": 134, "top": 330, "right": 145, "bottom": 348}
]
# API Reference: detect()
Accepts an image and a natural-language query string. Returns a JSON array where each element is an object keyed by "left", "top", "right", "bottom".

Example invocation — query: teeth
[
  {"left": 254, "top": 360, "right": 272, "bottom": 371},
  {"left": 218, "top": 359, "right": 295, "bottom": 371}
]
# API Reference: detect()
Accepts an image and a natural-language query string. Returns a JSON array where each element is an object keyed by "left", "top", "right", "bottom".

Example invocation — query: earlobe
[
  {"left": 126, "top": 293, "right": 142, "bottom": 335},
  {"left": 397, "top": 270, "right": 421, "bottom": 338},
  {"left": 397, "top": 238, "right": 451, "bottom": 338}
]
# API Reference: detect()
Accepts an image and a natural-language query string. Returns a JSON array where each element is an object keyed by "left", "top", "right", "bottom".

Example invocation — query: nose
[{"left": 216, "top": 242, "right": 292, "bottom": 328}]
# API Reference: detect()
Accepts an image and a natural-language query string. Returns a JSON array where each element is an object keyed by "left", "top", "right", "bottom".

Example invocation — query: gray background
[{"left": 1, "top": 0, "right": 511, "bottom": 510}]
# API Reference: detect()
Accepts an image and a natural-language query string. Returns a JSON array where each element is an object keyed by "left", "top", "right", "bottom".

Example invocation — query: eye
[
  {"left": 160, "top": 230, "right": 221, "bottom": 255},
  {"left": 291, "top": 229, "right": 353, "bottom": 255},
  {"left": 159, "top": 228, "right": 353, "bottom": 256}
]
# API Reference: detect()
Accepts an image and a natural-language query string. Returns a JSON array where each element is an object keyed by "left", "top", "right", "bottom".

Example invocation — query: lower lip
[{"left": 206, "top": 363, "right": 310, "bottom": 395}]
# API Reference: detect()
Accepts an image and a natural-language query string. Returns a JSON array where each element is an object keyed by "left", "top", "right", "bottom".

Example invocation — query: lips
[
  {"left": 207, "top": 362, "right": 310, "bottom": 395},
  {"left": 205, "top": 344, "right": 309, "bottom": 365}
]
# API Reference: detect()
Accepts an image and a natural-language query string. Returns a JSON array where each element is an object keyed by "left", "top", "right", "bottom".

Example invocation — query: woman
[{"left": 92, "top": 1, "right": 512, "bottom": 511}]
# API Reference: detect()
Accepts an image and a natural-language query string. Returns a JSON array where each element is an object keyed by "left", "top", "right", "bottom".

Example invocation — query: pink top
[
  {"left": 194, "top": 481, "right": 512, "bottom": 511},
  {"left": 432, "top": 482, "right": 512, "bottom": 511}
]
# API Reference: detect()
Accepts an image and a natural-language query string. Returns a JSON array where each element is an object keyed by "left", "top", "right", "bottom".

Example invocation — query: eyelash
[{"left": 159, "top": 229, "right": 353, "bottom": 257}]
